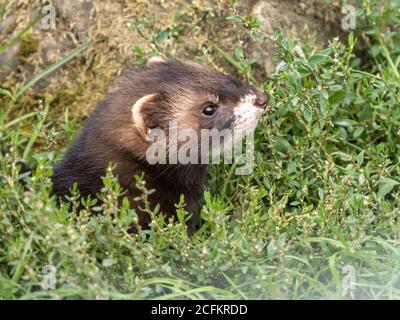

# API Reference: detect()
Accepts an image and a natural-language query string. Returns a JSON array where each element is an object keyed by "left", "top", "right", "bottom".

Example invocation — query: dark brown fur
[{"left": 52, "top": 59, "right": 267, "bottom": 230}]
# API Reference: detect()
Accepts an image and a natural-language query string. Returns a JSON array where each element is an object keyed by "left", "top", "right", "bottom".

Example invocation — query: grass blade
[
  {"left": 0, "top": 14, "right": 43, "bottom": 55},
  {"left": 2, "top": 111, "right": 38, "bottom": 130},
  {"left": 23, "top": 102, "right": 49, "bottom": 159},
  {"left": 14, "top": 41, "right": 91, "bottom": 100},
  {"left": 0, "top": 88, "right": 16, "bottom": 101}
]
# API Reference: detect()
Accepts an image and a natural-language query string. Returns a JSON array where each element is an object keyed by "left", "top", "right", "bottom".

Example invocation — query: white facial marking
[
  {"left": 131, "top": 93, "right": 158, "bottom": 136},
  {"left": 233, "top": 93, "right": 264, "bottom": 133},
  {"left": 147, "top": 56, "right": 166, "bottom": 66}
]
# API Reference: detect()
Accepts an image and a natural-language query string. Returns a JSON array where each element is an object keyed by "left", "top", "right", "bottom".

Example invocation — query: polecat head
[
  {"left": 107, "top": 58, "right": 268, "bottom": 163},
  {"left": 131, "top": 58, "right": 267, "bottom": 133}
]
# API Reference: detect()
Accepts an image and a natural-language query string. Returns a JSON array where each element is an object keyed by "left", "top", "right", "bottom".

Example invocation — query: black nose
[{"left": 254, "top": 89, "right": 269, "bottom": 108}]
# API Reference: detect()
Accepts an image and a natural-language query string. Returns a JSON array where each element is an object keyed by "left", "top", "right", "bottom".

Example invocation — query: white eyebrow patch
[
  {"left": 233, "top": 93, "right": 264, "bottom": 133},
  {"left": 147, "top": 56, "right": 166, "bottom": 66}
]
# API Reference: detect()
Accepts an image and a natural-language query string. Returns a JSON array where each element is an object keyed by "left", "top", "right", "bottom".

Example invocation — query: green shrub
[{"left": 0, "top": 0, "right": 399, "bottom": 299}]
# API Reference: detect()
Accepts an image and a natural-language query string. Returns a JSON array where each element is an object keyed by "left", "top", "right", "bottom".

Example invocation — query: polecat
[{"left": 52, "top": 58, "right": 268, "bottom": 230}]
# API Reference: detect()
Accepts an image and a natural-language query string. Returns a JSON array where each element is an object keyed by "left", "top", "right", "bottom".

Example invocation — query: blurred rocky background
[{"left": 0, "top": 0, "right": 349, "bottom": 118}]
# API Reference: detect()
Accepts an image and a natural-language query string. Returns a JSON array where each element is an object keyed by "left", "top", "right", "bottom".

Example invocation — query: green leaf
[
  {"left": 297, "top": 65, "right": 311, "bottom": 77},
  {"left": 267, "top": 240, "right": 277, "bottom": 257},
  {"left": 358, "top": 173, "right": 366, "bottom": 186},
  {"left": 334, "top": 119, "right": 358, "bottom": 127},
  {"left": 214, "top": 46, "right": 244, "bottom": 74},
  {"left": 226, "top": 15, "right": 242, "bottom": 24},
  {"left": 377, "top": 178, "right": 400, "bottom": 198},
  {"left": 102, "top": 259, "right": 116, "bottom": 267},
  {"left": 23, "top": 102, "right": 49, "bottom": 159},
  {"left": 0, "top": 88, "right": 15, "bottom": 101},
  {"left": 348, "top": 32, "right": 356, "bottom": 48},
  {"left": 275, "top": 137, "right": 292, "bottom": 153},
  {"left": 370, "top": 44, "right": 381, "bottom": 57},
  {"left": 329, "top": 90, "right": 346, "bottom": 104},
  {"left": 331, "top": 151, "right": 352, "bottom": 162},
  {"left": 308, "top": 54, "right": 329, "bottom": 66},
  {"left": 353, "top": 127, "right": 364, "bottom": 139},
  {"left": 301, "top": 105, "right": 312, "bottom": 123},
  {"left": 356, "top": 150, "right": 365, "bottom": 166}
]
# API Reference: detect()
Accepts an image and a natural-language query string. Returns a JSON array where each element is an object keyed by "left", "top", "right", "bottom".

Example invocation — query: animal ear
[
  {"left": 147, "top": 56, "right": 166, "bottom": 66},
  {"left": 131, "top": 93, "right": 161, "bottom": 138}
]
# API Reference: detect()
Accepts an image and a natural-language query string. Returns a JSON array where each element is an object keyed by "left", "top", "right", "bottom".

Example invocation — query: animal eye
[{"left": 203, "top": 103, "right": 217, "bottom": 116}]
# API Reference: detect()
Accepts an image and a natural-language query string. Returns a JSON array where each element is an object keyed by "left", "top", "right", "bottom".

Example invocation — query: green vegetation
[{"left": 1, "top": 1, "right": 399, "bottom": 299}]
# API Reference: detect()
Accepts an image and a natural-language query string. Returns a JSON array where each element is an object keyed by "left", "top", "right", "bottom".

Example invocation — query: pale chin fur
[{"left": 233, "top": 93, "right": 264, "bottom": 133}]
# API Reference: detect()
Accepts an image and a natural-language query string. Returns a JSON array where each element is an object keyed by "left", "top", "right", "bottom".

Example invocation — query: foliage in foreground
[{"left": 0, "top": 0, "right": 400, "bottom": 299}]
